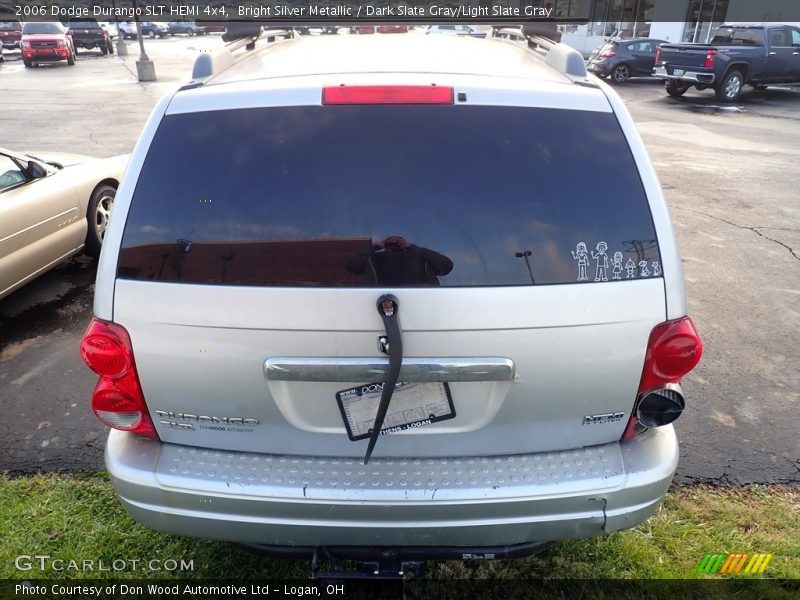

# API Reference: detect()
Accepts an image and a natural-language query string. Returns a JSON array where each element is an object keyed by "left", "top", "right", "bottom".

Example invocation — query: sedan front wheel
[{"left": 85, "top": 184, "right": 116, "bottom": 257}]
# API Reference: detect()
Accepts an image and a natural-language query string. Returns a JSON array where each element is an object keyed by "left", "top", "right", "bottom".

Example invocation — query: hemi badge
[{"left": 583, "top": 412, "right": 625, "bottom": 425}]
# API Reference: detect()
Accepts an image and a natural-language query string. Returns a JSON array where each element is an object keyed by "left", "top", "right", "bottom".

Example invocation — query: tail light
[
  {"left": 80, "top": 319, "right": 159, "bottom": 440},
  {"left": 600, "top": 50, "right": 617, "bottom": 58},
  {"left": 621, "top": 317, "right": 703, "bottom": 441},
  {"left": 703, "top": 49, "right": 717, "bottom": 69},
  {"left": 654, "top": 47, "right": 662, "bottom": 64},
  {"left": 322, "top": 85, "right": 454, "bottom": 105}
]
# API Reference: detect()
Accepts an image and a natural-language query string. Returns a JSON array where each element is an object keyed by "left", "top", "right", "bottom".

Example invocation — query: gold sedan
[{"left": 0, "top": 147, "right": 127, "bottom": 300}]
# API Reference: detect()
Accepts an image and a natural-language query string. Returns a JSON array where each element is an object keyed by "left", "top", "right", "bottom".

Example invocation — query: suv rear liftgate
[{"left": 81, "top": 31, "right": 703, "bottom": 577}]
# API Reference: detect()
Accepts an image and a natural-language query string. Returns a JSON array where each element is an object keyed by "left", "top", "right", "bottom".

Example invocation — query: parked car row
[
  {"left": 587, "top": 23, "right": 800, "bottom": 102},
  {"left": 118, "top": 20, "right": 209, "bottom": 39}
]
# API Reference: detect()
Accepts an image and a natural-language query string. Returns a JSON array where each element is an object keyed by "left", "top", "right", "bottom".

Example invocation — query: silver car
[
  {"left": 81, "top": 33, "right": 702, "bottom": 571},
  {"left": 0, "top": 148, "right": 125, "bottom": 300}
]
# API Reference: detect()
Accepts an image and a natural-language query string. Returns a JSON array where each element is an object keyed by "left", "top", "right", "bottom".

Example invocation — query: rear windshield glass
[
  {"left": 0, "top": 21, "right": 21, "bottom": 31},
  {"left": 119, "top": 105, "right": 661, "bottom": 287},
  {"left": 711, "top": 27, "right": 764, "bottom": 46}
]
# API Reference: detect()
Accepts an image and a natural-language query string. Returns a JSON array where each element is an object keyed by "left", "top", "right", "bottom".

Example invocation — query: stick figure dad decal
[{"left": 591, "top": 241, "right": 609, "bottom": 282}]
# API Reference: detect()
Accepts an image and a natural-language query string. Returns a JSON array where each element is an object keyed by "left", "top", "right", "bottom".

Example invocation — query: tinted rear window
[
  {"left": 119, "top": 105, "right": 661, "bottom": 287},
  {"left": 711, "top": 27, "right": 764, "bottom": 46}
]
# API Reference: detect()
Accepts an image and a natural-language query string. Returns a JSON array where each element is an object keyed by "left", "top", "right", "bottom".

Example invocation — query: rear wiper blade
[{"left": 364, "top": 294, "right": 402, "bottom": 465}]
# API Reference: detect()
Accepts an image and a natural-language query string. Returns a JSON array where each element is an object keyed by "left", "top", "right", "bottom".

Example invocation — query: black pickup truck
[
  {"left": 653, "top": 24, "right": 800, "bottom": 101},
  {"left": 65, "top": 18, "right": 113, "bottom": 55}
]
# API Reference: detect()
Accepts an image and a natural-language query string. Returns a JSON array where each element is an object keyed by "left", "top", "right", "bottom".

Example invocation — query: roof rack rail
[
  {"left": 184, "top": 27, "right": 294, "bottom": 88},
  {"left": 494, "top": 24, "right": 589, "bottom": 81},
  {"left": 542, "top": 42, "right": 588, "bottom": 79}
]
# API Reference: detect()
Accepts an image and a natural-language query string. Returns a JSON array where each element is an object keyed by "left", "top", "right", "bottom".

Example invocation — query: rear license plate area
[{"left": 336, "top": 382, "right": 455, "bottom": 441}]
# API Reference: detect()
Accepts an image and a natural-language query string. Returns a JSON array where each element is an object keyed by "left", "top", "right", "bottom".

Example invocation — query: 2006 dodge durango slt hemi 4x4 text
[{"left": 80, "top": 30, "right": 703, "bottom": 567}]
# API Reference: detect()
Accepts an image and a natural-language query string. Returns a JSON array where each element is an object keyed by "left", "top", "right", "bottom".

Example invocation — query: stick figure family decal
[{"left": 572, "top": 241, "right": 661, "bottom": 282}]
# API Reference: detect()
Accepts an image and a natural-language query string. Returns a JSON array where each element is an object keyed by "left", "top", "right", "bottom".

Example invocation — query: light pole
[
  {"left": 515, "top": 250, "right": 536, "bottom": 284},
  {"left": 132, "top": 0, "right": 156, "bottom": 81},
  {"left": 112, "top": 0, "right": 128, "bottom": 55}
]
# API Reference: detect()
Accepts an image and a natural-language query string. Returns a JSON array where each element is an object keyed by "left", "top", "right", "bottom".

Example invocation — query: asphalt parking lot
[{"left": 0, "top": 36, "right": 798, "bottom": 485}]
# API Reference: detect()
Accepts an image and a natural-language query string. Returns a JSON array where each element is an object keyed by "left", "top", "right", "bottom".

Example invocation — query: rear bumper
[
  {"left": 74, "top": 39, "right": 106, "bottom": 48},
  {"left": 654, "top": 66, "right": 715, "bottom": 84},
  {"left": 106, "top": 426, "right": 678, "bottom": 549},
  {"left": 587, "top": 62, "right": 612, "bottom": 76}
]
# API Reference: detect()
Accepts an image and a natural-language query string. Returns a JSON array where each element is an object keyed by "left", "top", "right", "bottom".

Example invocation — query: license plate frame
[{"left": 336, "top": 381, "right": 455, "bottom": 442}]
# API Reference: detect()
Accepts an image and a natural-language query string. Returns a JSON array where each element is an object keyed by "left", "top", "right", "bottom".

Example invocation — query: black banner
[
  {"left": 2, "top": 579, "right": 800, "bottom": 600},
  {"left": 3, "top": 1, "right": 800, "bottom": 24}
]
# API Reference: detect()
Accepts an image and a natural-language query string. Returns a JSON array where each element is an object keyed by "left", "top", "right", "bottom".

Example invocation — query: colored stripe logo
[{"left": 697, "top": 553, "right": 773, "bottom": 574}]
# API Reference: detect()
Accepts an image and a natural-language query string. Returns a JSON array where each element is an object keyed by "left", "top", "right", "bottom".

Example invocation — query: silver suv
[{"left": 81, "top": 31, "right": 702, "bottom": 566}]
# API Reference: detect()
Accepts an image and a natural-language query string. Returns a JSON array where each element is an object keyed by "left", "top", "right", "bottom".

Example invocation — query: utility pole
[{"left": 132, "top": 0, "right": 156, "bottom": 81}]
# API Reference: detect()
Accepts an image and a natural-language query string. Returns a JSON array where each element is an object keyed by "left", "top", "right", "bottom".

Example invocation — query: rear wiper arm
[{"left": 364, "top": 294, "right": 402, "bottom": 465}]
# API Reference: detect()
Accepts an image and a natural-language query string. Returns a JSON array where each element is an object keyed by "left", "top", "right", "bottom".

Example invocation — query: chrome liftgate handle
[{"left": 364, "top": 294, "right": 402, "bottom": 465}]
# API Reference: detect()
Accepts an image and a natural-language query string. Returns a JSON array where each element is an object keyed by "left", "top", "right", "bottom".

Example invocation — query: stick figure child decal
[
  {"left": 571, "top": 242, "right": 589, "bottom": 281},
  {"left": 591, "top": 241, "right": 609, "bottom": 282},
  {"left": 625, "top": 259, "right": 637, "bottom": 278},
  {"left": 612, "top": 252, "right": 623, "bottom": 280},
  {"left": 638, "top": 261, "right": 651, "bottom": 277}
]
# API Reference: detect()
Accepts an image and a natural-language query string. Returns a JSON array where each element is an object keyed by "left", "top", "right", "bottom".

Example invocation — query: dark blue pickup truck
[{"left": 654, "top": 24, "right": 800, "bottom": 101}]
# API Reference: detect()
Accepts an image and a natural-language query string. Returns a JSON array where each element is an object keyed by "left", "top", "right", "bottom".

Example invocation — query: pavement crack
[{"left": 675, "top": 206, "right": 799, "bottom": 260}]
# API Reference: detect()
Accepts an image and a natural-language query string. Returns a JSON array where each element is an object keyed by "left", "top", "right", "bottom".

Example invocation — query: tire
[
  {"left": 715, "top": 69, "right": 744, "bottom": 102},
  {"left": 188, "top": 29, "right": 195, "bottom": 37},
  {"left": 23, "top": 59, "right": 32, "bottom": 68},
  {"left": 610, "top": 63, "right": 631, "bottom": 84},
  {"left": 149, "top": 30, "right": 156, "bottom": 39},
  {"left": 107, "top": 40, "right": 114, "bottom": 55},
  {"left": 67, "top": 51, "right": 75, "bottom": 66},
  {"left": 100, "top": 44, "right": 108, "bottom": 55},
  {"left": 85, "top": 184, "right": 116, "bottom": 257},
  {"left": 665, "top": 80, "right": 690, "bottom": 97}
]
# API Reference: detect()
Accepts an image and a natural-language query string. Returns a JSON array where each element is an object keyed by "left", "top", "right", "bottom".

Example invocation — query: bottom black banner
[{"left": 2, "top": 579, "right": 799, "bottom": 600}]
